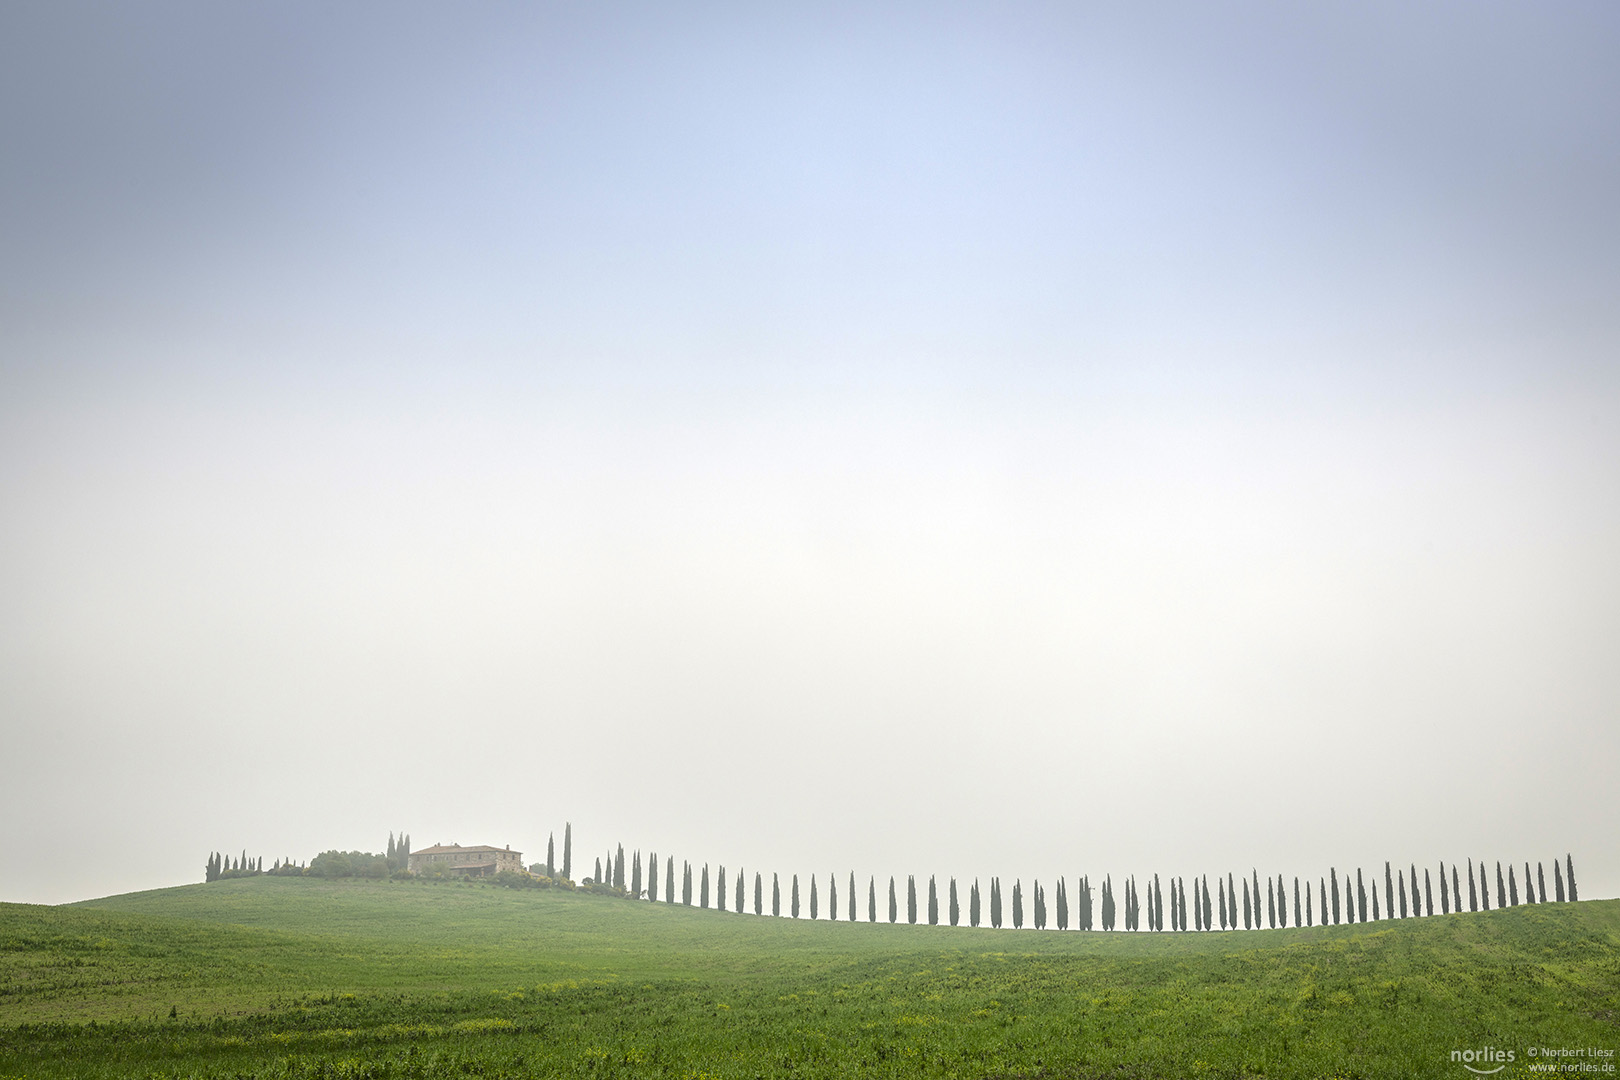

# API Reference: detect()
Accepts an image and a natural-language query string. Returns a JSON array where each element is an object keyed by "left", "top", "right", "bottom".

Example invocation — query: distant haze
[{"left": 2, "top": 3, "right": 1616, "bottom": 906}]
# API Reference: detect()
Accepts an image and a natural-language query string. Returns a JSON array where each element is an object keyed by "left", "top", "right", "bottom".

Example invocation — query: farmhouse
[{"left": 408, "top": 843, "right": 524, "bottom": 877}]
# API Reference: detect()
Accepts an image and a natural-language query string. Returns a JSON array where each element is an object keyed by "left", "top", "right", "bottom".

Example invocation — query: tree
[
  {"left": 991, "top": 877, "right": 1004, "bottom": 929},
  {"left": 666, "top": 857, "right": 675, "bottom": 904},
  {"left": 1242, "top": 877, "right": 1252, "bottom": 930},
  {"left": 1154, "top": 875, "right": 1163, "bottom": 932},
  {"left": 1218, "top": 877, "right": 1227, "bottom": 930},
  {"left": 1330, "top": 870, "right": 1341, "bottom": 924},
  {"left": 546, "top": 833, "right": 555, "bottom": 878},
  {"left": 772, "top": 873, "right": 781, "bottom": 917},
  {"left": 1055, "top": 878, "right": 1068, "bottom": 931},
  {"left": 1524, "top": 862, "right": 1536, "bottom": 904},
  {"left": 1507, "top": 864, "right": 1518, "bottom": 906},
  {"left": 1293, "top": 877, "right": 1302, "bottom": 928},
  {"left": 1496, "top": 862, "right": 1506, "bottom": 909},
  {"left": 718, "top": 864, "right": 727, "bottom": 911},
  {"left": 889, "top": 877, "right": 899, "bottom": 924},
  {"left": 1372, "top": 879, "right": 1381, "bottom": 921},
  {"left": 1479, "top": 860, "right": 1490, "bottom": 911},
  {"left": 970, "top": 880, "right": 981, "bottom": 928},
  {"left": 1202, "top": 877, "right": 1212, "bottom": 933},
  {"left": 594, "top": 856, "right": 602, "bottom": 885},
  {"left": 1099, "top": 876, "right": 1112, "bottom": 932},
  {"left": 849, "top": 872, "right": 857, "bottom": 922},
  {"left": 1398, "top": 869, "right": 1408, "bottom": 918},
  {"left": 869, "top": 876, "right": 877, "bottom": 923},
  {"left": 1537, "top": 862, "right": 1547, "bottom": 904},
  {"left": 1013, "top": 880, "right": 1024, "bottom": 930},
  {"left": 907, "top": 875, "right": 917, "bottom": 925},
  {"left": 562, "top": 823, "right": 572, "bottom": 881},
  {"left": 736, "top": 868, "right": 745, "bottom": 914},
  {"left": 631, "top": 851, "right": 642, "bottom": 898},
  {"left": 614, "top": 845, "right": 625, "bottom": 890},
  {"left": 806, "top": 874, "right": 813, "bottom": 919},
  {"left": 1034, "top": 881, "right": 1046, "bottom": 930},
  {"left": 1566, "top": 854, "right": 1578, "bottom": 901},
  {"left": 951, "top": 877, "right": 961, "bottom": 927},
  {"left": 1266, "top": 875, "right": 1275, "bottom": 929},
  {"left": 1356, "top": 868, "right": 1367, "bottom": 923},
  {"left": 1467, "top": 859, "right": 1479, "bottom": 911},
  {"left": 1439, "top": 862, "right": 1449, "bottom": 914},
  {"left": 1554, "top": 859, "right": 1566, "bottom": 902},
  {"left": 828, "top": 873, "right": 836, "bottom": 920},
  {"left": 684, "top": 862, "right": 694, "bottom": 906},
  {"left": 755, "top": 871, "right": 764, "bottom": 916},
  {"left": 928, "top": 875, "right": 939, "bottom": 926}
]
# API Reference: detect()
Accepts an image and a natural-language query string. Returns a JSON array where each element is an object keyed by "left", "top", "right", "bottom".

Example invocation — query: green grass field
[{"left": 2, "top": 878, "right": 1616, "bottom": 1079}]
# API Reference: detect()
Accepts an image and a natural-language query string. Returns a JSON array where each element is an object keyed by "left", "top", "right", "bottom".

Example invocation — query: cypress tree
[
  {"left": 1385, "top": 862, "right": 1394, "bottom": 920},
  {"left": 1266, "top": 875, "right": 1276, "bottom": 929},
  {"left": 1439, "top": 862, "right": 1449, "bottom": 913},
  {"left": 849, "top": 872, "right": 857, "bottom": 922},
  {"left": 1566, "top": 854, "right": 1578, "bottom": 901},
  {"left": 546, "top": 833, "right": 555, "bottom": 878},
  {"left": 736, "top": 869, "right": 745, "bottom": 914},
  {"left": 1495, "top": 862, "right": 1506, "bottom": 908},
  {"left": 631, "top": 851, "right": 642, "bottom": 898},
  {"left": 666, "top": 858, "right": 675, "bottom": 904},
  {"left": 828, "top": 874, "right": 836, "bottom": 920},
  {"left": 991, "top": 877, "right": 1004, "bottom": 929},
  {"left": 1293, "top": 877, "right": 1302, "bottom": 928},
  {"left": 1554, "top": 859, "right": 1566, "bottom": 902},
  {"left": 755, "top": 871, "right": 763, "bottom": 915},
  {"left": 1099, "top": 876, "right": 1112, "bottom": 932},
  {"left": 1194, "top": 879, "right": 1203, "bottom": 931},
  {"left": 1507, "top": 864, "right": 1518, "bottom": 906},
  {"left": 1424, "top": 868, "right": 1433, "bottom": 915},
  {"left": 1467, "top": 859, "right": 1478, "bottom": 911},
  {"left": 1452, "top": 864, "right": 1462, "bottom": 910},
  {"left": 1218, "top": 878, "right": 1227, "bottom": 930},
  {"left": 1356, "top": 868, "right": 1367, "bottom": 923},
  {"left": 562, "top": 823, "right": 572, "bottom": 880},
  {"left": 772, "top": 873, "right": 781, "bottom": 917},
  {"left": 1037, "top": 881, "right": 1048, "bottom": 930},
  {"left": 889, "top": 877, "right": 899, "bottom": 924},
  {"left": 1399, "top": 869, "right": 1408, "bottom": 917},
  {"left": 807, "top": 874, "right": 814, "bottom": 919},
  {"left": 614, "top": 845, "right": 625, "bottom": 890},
  {"left": 1153, "top": 875, "right": 1163, "bottom": 932},
  {"left": 1013, "top": 880, "right": 1025, "bottom": 929},
  {"left": 1242, "top": 878, "right": 1252, "bottom": 929},
  {"left": 717, "top": 864, "right": 727, "bottom": 911},
  {"left": 1305, "top": 879, "right": 1313, "bottom": 926},
  {"left": 1479, "top": 861, "right": 1490, "bottom": 910},
  {"left": 594, "top": 856, "right": 602, "bottom": 885},
  {"left": 1525, "top": 862, "right": 1535, "bottom": 903},
  {"left": 907, "top": 875, "right": 917, "bottom": 925},
  {"left": 1372, "top": 877, "right": 1380, "bottom": 920},
  {"left": 928, "top": 875, "right": 939, "bottom": 926},
  {"left": 1330, "top": 870, "right": 1341, "bottom": 924},
  {"left": 684, "top": 862, "right": 694, "bottom": 905},
  {"left": 1055, "top": 878, "right": 1068, "bottom": 930},
  {"left": 970, "top": 880, "right": 981, "bottom": 928},
  {"left": 1202, "top": 877, "right": 1212, "bottom": 933},
  {"left": 1538, "top": 862, "right": 1548, "bottom": 904},
  {"left": 868, "top": 876, "right": 877, "bottom": 922},
  {"left": 951, "top": 877, "right": 961, "bottom": 927}
]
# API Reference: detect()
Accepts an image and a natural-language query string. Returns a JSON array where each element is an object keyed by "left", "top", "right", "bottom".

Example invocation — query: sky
[{"left": 2, "top": 2, "right": 1617, "bottom": 909}]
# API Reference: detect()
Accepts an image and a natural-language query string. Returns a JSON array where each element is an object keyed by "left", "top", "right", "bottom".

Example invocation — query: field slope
[{"left": 2, "top": 877, "right": 1617, "bottom": 1079}]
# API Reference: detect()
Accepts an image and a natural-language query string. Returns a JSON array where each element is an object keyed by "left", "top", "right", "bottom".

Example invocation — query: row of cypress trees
[{"left": 563, "top": 834, "right": 1581, "bottom": 931}]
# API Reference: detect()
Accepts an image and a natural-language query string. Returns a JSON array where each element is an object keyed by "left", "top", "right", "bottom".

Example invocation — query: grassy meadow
[{"left": 1, "top": 877, "right": 1617, "bottom": 1079}]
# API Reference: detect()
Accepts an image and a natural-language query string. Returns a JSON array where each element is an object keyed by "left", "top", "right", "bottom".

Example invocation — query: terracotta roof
[{"left": 410, "top": 844, "right": 521, "bottom": 856}]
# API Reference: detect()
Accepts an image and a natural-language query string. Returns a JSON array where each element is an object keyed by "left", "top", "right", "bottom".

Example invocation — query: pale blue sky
[{"left": 2, "top": 2, "right": 1617, "bottom": 905}]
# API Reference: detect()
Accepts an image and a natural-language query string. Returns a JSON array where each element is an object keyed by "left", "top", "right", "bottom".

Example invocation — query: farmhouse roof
[{"left": 411, "top": 844, "right": 520, "bottom": 856}]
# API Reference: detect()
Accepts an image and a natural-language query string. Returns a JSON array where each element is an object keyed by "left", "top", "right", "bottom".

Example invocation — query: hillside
[{"left": 2, "top": 877, "right": 1617, "bottom": 1078}]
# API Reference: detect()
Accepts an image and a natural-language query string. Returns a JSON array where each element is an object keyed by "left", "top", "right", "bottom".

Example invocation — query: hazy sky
[{"left": 3, "top": 2, "right": 1617, "bottom": 908}]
